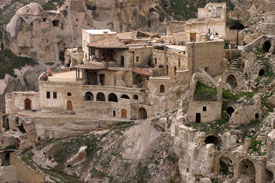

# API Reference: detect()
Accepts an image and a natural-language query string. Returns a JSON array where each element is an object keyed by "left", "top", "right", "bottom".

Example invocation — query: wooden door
[
  {"left": 67, "top": 100, "right": 72, "bottom": 110},
  {"left": 121, "top": 109, "right": 127, "bottom": 119},
  {"left": 24, "top": 98, "right": 31, "bottom": 110},
  {"left": 190, "top": 33, "right": 196, "bottom": 42},
  {"left": 225, "top": 52, "right": 230, "bottom": 59}
]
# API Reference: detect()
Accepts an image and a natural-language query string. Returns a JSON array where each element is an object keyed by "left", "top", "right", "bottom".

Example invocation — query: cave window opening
[
  {"left": 259, "top": 69, "right": 265, "bottom": 77},
  {"left": 226, "top": 106, "right": 235, "bottom": 116},
  {"left": 204, "top": 135, "right": 220, "bottom": 148},
  {"left": 263, "top": 41, "right": 271, "bottom": 52},
  {"left": 43, "top": 18, "right": 47, "bottom": 22},
  {"left": 52, "top": 20, "right": 60, "bottom": 27},
  {"left": 255, "top": 113, "right": 259, "bottom": 119}
]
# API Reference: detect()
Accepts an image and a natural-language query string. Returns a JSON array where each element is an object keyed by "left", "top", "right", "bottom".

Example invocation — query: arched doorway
[
  {"left": 263, "top": 41, "right": 271, "bottom": 52},
  {"left": 24, "top": 98, "right": 32, "bottom": 110},
  {"left": 226, "top": 74, "right": 238, "bottom": 89},
  {"left": 226, "top": 106, "right": 235, "bottom": 116},
  {"left": 238, "top": 159, "right": 256, "bottom": 182},
  {"left": 108, "top": 93, "right": 118, "bottom": 102},
  {"left": 138, "top": 107, "right": 147, "bottom": 119},
  {"left": 121, "top": 109, "right": 127, "bottom": 119},
  {"left": 67, "top": 100, "right": 72, "bottom": 110},
  {"left": 85, "top": 92, "right": 93, "bottom": 101},
  {"left": 121, "top": 56, "right": 124, "bottom": 67}
]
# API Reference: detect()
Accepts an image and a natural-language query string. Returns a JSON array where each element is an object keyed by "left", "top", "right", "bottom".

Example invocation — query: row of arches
[{"left": 84, "top": 92, "right": 138, "bottom": 102}]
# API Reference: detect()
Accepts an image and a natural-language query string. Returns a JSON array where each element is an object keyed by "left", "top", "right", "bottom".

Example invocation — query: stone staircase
[{"left": 229, "top": 58, "right": 244, "bottom": 71}]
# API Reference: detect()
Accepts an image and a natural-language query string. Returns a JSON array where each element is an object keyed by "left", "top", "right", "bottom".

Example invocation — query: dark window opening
[
  {"left": 113, "top": 110, "right": 116, "bottom": 117},
  {"left": 52, "top": 20, "right": 60, "bottom": 26},
  {"left": 160, "top": 85, "right": 165, "bottom": 93},
  {"left": 53, "top": 92, "right": 57, "bottom": 99},
  {"left": 133, "top": 95, "right": 139, "bottom": 100},
  {"left": 205, "top": 67, "right": 209, "bottom": 73},
  {"left": 255, "top": 113, "right": 259, "bottom": 119},
  {"left": 203, "top": 106, "right": 207, "bottom": 112},
  {"left": 46, "top": 91, "right": 50, "bottom": 98},
  {"left": 43, "top": 18, "right": 47, "bottom": 22},
  {"left": 67, "top": 92, "right": 72, "bottom": 96}
]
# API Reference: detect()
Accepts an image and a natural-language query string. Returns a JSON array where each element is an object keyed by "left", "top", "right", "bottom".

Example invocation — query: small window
[
  {"left": 203, "top": 106, "right": 207, "bottom": 111},
  {"left": 133, "top": 95, "right": 139, "bottom": 100},
  {"left": 255, "top": 113, "right": 259, "bottom": 119},
  {"left": 67, "top": 92, "right": 72, "bottom": 96},
  {"left": 135, "top": 56, "right": 140, "bottom": 63},
  {"left": 154, "top": 58, "right": 157, "bottom": 65},
  {"left": 178, "top": 58, "right": 181, "bottom": 67},
  {"left": 160, "top": 85, "right": 165, "bottom": 93},
  {"left": 53, "top": 92, "right": 57, "bottom": 99},
  {"left": 113, "top": 110, "right": 116, "bottom": 117},
  {"left": 46, "top": 91, "right": 50, "bottom": 99}
]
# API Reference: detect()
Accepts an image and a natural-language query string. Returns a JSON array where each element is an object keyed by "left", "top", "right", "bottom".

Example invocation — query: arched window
[
  {"left": 160, "top": 85, "right": 165, "bottom": 93},
  {"left": 121, "top": 94, "right": 130, "bottom": 99},
  {"left": 96, "top": 92, "right": 105, "bottom": 101},
  {"left": 108, "top": 93, "right": 118, "bottom": 102},
  {"left": 85, "top": 92, "right": 93, "bottom": 101}
]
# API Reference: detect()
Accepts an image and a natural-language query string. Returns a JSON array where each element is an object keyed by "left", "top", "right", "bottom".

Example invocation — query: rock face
[
  {"left": 22, "top": 121, "right": 181, "bottom": 183},
  {"left": 3, "top": 0, "right": 165, "bottom": 63},
  {"left": 5, "top": 2, "right": 93, "bottom": 63}
]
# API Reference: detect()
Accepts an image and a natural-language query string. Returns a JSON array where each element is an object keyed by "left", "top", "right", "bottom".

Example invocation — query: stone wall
[
  {"left": 10, "top": 153, "right": 45, "bottom": 183},
  {"left": 186, "top": 39, "right": 224, "bottom": 77},
  {"left": 187, "top": 100, "right": 222, "bottom": 123},
  {"left": 5, "top": 91, "right": 40, "bottom": 114}
]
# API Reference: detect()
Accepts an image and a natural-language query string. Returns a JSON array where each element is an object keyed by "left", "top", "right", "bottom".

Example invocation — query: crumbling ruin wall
[
  {"left": 10, "top": 153, "right": 45, "bottom": 183},
  {"left": 0, "top": 165, "right": 18, "bottom": 183}
]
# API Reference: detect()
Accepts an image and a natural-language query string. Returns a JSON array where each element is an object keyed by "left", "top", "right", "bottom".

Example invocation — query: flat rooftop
[
  {"left": 48, "top": 71, "right": 79, "bottom": 82},
  {"left": 83, "top": 29, "right": 116, "bottom": 35}
]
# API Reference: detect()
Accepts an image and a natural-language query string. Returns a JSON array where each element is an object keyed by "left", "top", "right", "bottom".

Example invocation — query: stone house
[{"left": 167, "top": 3, "right": 226, "bottom": 37}]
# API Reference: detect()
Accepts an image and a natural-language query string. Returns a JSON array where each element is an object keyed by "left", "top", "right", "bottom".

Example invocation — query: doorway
[
  {"left": 121, "top": 56, "right": 124, "bottom": 67},
  {"left": 121, "top": 109, "right": 127, "bottom": 119},
  {"left": 24, "top": 98, "right": 32, "bottom": 110},
  {"left": 99, "top": 74, "right": 105, "bottom": 85},
  {"left": 190, "top": 33, "right": 196, "bottom": 42},
  {"left": 196, "top": 113, "right": 201, "bottom": 123},
  {"left": 67, "top": 100, "right": 72, "bottom": 110}
]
